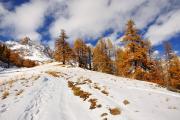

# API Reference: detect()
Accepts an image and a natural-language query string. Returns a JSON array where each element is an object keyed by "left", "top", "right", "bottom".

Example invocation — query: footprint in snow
[
  {"left": 0, "top": 107, "right": 7, "bottom": 113},
  {"left": 0, "top": 104, "right": 7, "bottom": 113},
  {"left": 43, "top": 77, "right": 49, "bottom": 82}
]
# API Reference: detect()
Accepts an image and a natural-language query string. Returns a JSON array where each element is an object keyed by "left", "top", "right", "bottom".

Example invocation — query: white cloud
[
  {"left": 0, "top": 0, "right": 179, "bottom": 48},
  {"left": 0, "top": 3, "right": 8, "bottom": 19},
  {"left": 174, "top": 50, "right": 179, "bottom": 54},
  {"left": 0, "top": 0, "right": 48, "bottom": 40},
  {"left": 152, "top": 50, "right": 160, "bottom": 59},
  {"left": 132, "top": 0, "right": 169, "bottom": 29},
  {"left": 145, "top": 9, "right": 180, "bottom": 45},
  {"left": 49, "top": 0, "right": 146, "bottom": 41},
  {"left": 49, "top": 0, "right": 175, "bottom": 45}
]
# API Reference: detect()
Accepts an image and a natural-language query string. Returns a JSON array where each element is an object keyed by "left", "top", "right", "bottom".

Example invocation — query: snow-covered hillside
[
  {"left": 0, "top": 62, "right": 180, "bottom": 120},
  {"left": 5, "top": 39, "right": 52, "bottom": 62}
]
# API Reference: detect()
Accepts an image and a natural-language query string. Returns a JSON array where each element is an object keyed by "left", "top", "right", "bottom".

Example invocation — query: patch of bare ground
[
  {"left": 123, "top": 99, "right": 130, "bottom": 105},
  {"left": 109, "top": 107, "right": 121, "bottom": 115},
  {"left": 8, "top": 80, "right": 14, "bottom": 88},
  {"left": 45, "top": 71, "right": 61, "bottom": 77},
  {"left": 2, "top": 90, "right": 9, "bottom": 99},
  {"left": 68, "top": 80, "right": 103, "bottom": 110},
  {"left": 88, "top": 98, "right": 102, "bottom": 109},
  {"left": 68, "top": 81, "right": 91, "bottom": 101}
]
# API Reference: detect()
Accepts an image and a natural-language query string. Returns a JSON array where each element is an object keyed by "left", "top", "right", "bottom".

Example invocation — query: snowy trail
[{"left": 0, "top": 62, "right": 180, "bottom": 120}]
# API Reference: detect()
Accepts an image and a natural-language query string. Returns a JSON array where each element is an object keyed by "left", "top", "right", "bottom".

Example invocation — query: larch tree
[
  {"left": 74, "top": 38, "right": 88, "bottom": 68},
  {"left": 87, "top": 46, "right": 92, "bottom": 70},
  {"left": 115, "top": 48, "right": 128, "bottom": 76},
  {"left": 119, "top": 20, "right": 155, "bottom": 80},
  {"left": 0, "top": 44, "right": 11, "bottom": 68},
  {"left": 164, "top": 42, "right": 180, "bottom": 89},
  {"left": 106, "top": 39, "right": 114, "bottom": 58},
  {"left": 93, "top": 39, "right": 113, "bottom": 74},
  {"left": 54, "top": 29, "right": 73, "bottom": 64}
]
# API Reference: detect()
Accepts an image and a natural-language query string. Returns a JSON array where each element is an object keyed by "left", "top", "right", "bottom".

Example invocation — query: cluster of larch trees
[
  {"left": 54, "top": 20, "right": 180, "bottom": 90},
  {"left": 0, "top": 42, "right": 36, "bottom": 68}
]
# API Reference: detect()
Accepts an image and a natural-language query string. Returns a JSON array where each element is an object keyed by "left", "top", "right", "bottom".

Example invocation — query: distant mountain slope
[
  {"left": 0, "top": 62, "right": 179, "bottom": 120},
  {"left": 5, "top": 37, "right": 52, "bottom": 63}
]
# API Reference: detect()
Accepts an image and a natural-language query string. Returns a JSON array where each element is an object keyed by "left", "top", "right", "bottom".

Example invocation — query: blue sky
[{"left": 0, "top": 0, "right": 180, "bottom": 56}]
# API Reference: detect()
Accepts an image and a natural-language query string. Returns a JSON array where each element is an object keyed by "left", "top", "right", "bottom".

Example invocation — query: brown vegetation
[
  {"left": 123, "top": 99, "right": 130, "bottom": 105},
  {"left": 46, "top": 71, "right": 60, "bottom": 77},
  {"left": 93, "top": 39, "right": 113, "bottom": 74},
  {"left": 0, "top": 43, "right": 37, "bottom": 68},
  {"left": 54, "top": 29, "right": 74, "bottom": 64},
  {"left": 8, "top": 80, "right": 14, "bottom": 88},
  {"left": 2, "top": 90, "right": 9, "bottom": 99},
  {"left": 109, "top": 107, "right": 121, "bottom": 115},
  {"left": 74, "top": 38, "right": 89, "bottom": 68},
  {"left": 68, "top": 81, "right": 91, "bottom": 101},
  {"left": 88, "top": 98, "right": 98, "bottom": 109},
  {"left": 23, "top": 59, "right": 36, "bottom": 68}
]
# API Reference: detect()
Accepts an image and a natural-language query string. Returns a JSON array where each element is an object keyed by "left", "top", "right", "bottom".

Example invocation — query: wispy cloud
[{"left": 145, "top": 9, "right": 180, "bottom": 45}]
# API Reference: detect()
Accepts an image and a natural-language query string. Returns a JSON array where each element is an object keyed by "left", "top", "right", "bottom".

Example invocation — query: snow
[
  {"left": 0, "top": 62, "right": 180, "bottom": 120},
  {"left": 5, "top": 40, "right": 51, "bottom": 62}
]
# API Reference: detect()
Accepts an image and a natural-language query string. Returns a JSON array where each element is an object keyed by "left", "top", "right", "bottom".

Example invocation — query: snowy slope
[
  {"left": 5, "top": 40, "right": 51, "bottom": 62},
  {"left": 0, "top": 62, "right": 180, "bottom": 120}
]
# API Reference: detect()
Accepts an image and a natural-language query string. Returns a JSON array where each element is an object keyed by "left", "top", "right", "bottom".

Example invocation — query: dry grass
[
  {"left": 72, "top": 87, "right": 91, "bottom": 101},
  {"left": 88, "top": 98, "right": 97, "bottom": 109},
  {"left": 46, "top": 71, "right": 60, "bottom": 77},
  {"left": 101, "top": 90, "right": 109, "bottom": 96},
  {"left": 123, "top": 99, "right": 130, "bottom": 105},
  {"left": 16, "top": 89, "right": 24, "bottom": 96},
  {"left": 109, "top": 107, "right": 121, "bottom": 115},
  {"left": 68, "top": 81, "right": 74, "bottom": 88},
  {"left": 32, "top": 75, "right": 40, "bottom": 81},
  {"left": 80, "top": 91, "right": 91, "bottom": 101},
  {"left": 68, "top": 81, "right": 91, "bottom": 101},
  {"left": 88, "top": 98, "right": 102, "bottom": 109},
  {"left": 68, "top": 80, "right": 103, "bottom": 110},
  {"left": 8, "top": 80, "right": 14, "bottom": 88},
  {"left": 72, "top": 87, "right": 81, "bottom": 96},
  {"left": 2, "top": 90, "right": 9, "bottom": 99}
]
